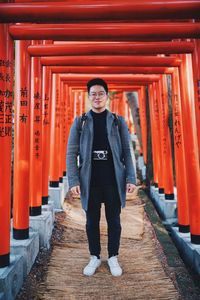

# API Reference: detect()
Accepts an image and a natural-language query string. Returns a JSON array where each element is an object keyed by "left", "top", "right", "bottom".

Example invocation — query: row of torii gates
[{"left": 0, "top": 1, "right": 200, "bottom": 272}]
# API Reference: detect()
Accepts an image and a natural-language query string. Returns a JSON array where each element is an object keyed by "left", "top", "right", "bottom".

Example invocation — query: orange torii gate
[
  {"left": 41, "top": 55, "right": 182, "bottom": 67},
  {"left": 8, "top": 23, "right": 200, "bottom": 40},
  {"left": 0, "top": 2, "right": 199, "bottom": 278},
  {"left": 28, "top": 41, "right": 195, "bottom": 56},
  {"left": 50, "top": 66, "right": 174, "bottom": 74},
  {"left": 1, "top": 0, "right": 200, "bottom": 22}
]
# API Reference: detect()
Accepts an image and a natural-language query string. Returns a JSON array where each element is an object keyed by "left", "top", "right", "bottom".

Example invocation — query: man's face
[{"left": 88, "top": 85, "right": 108, "bottom": 112}]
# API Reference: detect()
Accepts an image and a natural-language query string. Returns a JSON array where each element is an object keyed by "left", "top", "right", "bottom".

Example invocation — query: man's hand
[
  {"left": 126, "top": 183, "right": 137, "bottom": 193},
  {"left": 70, "top": 185, "right": 81, "bottom": 196}
]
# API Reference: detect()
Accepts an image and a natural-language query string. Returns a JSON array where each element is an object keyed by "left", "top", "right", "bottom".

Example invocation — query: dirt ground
[{"left": 16, "top": 188, "right": 200, "bottom": 300}]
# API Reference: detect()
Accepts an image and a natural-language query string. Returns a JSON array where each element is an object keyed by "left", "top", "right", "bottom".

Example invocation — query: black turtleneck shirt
[{"left": 90, "top": 109, "right": 116, "bottom": 187}]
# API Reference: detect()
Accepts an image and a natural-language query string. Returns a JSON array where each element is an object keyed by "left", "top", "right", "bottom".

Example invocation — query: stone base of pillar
[
  {"left": 42, "top": 200, "right": 55, "bottom": 226},
  {"left": 30, "top": 211, "right": 53, "bottom": 249},
  {"left": 62, "top": 176, "right": 69, "bottom": 197},
  {"left": 59, "top": 182, "right": 66, "bottom": 208},
  {"left": 150, "top": 185, "right": 177, "bottom": 224},
  {"left": 10, "top": 231, "right": 39, "bottom": 278},
  {"left": 171, "top": 226, "right": 200, "bottom": 275},
  {"left": 48, "top": 186, "right": 64, "bottom": 210},
  {"left": 141, "top": 166, "right": 146, "bottom": 180},
  {"left": 137, "top": 155, "right": 144, "bottom": 170},
  {"left": 150, "top": 185, "right": 159, "bottom": 199},
  {"left": 137, "top": 156, "right": 146, "bottom": 180},
  {"left": 0, "top": 255, "right": 24, "bottom": 300}
]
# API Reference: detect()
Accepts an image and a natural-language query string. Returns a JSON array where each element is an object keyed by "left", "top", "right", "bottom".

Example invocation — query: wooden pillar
[
  {"left": 0, "top": 25, "right": 13, "bottom": 267},
  {"left": 192, "top": 39, "right": 200, "bottom": 157},
  {"left": 49, "top": 74, "right": 60, "bottom": 187},
  {"left": 160, "top": 75, "right": 174, "bottom": 199},
  {"left": 156, "top": 80, "right": 166, "bottom": 194},
  {"left": 59, "top": 79, "right": 65, "bottom": 181},
  {"left": 79, "top": 90, "right": 85, "bottom": 114},
  {"left": 41, "top": 65, "right": 51, "bottom": 204},
  {"left": 138, "top": 86, "right": 147, "bottom": 164},
  {"left": 62, "top": 83, "right": 69, "bottom": 176},
  {"left": 171, "top": 68, "right": 189, "bottom": 232},
  {"left": 179, "top": 54, "right": 200, "bottom": 243},
  {"left": 148, "top": 83, "right": 159, "bottom": 186},
  {"left": 13, "top": 40, "right": 31, "bottom": 239},
  {"left": 152, "top": 82, "right": 162, "bottom": 188},
  {"left": 29, "top": 42, "right": 43, "bottom": 216}
]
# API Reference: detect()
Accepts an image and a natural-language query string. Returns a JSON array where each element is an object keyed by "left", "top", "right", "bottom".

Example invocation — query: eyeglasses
[{"left": 89, "top": 91, "right": 107, "bottom": 99}]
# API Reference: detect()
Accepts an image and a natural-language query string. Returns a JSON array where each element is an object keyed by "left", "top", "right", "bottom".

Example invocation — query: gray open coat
[{"left": 66, "top": 109, "right": 136, "bottom": 211}]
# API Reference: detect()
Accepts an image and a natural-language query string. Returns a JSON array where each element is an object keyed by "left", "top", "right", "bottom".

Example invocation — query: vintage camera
[{"left": 93, "top": 150, "right": 108, "bottom": 161}]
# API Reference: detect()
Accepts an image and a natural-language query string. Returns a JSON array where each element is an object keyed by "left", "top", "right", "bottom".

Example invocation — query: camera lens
[{"left": 98, "top": 153, "right": 105, "bottom": 159}]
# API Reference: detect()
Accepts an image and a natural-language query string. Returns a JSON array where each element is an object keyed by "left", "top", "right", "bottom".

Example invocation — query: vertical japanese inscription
[
  {"left": 0, "top": 59, "right": 13, "bottom": 138},
  {"left": 19, "top": 87, "right": 28, "bottom": 124},
  {"left": 161, "top": 92, "right": 167, "bottom": 154},
  {"left": 34, "top": 91, "right": 41, "bottom": 159},
  {"left": 55, "top": 89, "right": 60, "bottom": 128},
  {"left": 43, "top": 94, "right": 49, "bottom": 125},
  {"left": 173, "top": 94, "right": 182, "bottom": 149}
]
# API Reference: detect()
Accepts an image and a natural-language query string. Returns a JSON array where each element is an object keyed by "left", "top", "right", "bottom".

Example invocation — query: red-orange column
[
  {"left": 41, "top": 65, "right": 51, "bottom": 204},
  {"left": 70, "top": 88, "right": 75, "bottom": 120},
  {"left": 82, "top": 91, "right": 86, "bottom": 113},
  {"left": 148, "top": 83, "right": 159, "bottom": 186},
  {"left": 78, "top": 91, "right": 83, "bottom": 115},
  {"left": 74, "top": 90, "right": 81, "bottom": 117},
  {"left": 13, "top": 40, "right": 31, "bottom": 239},
  {"left": 65, "top": 84, "right": 70, "bottom": 143},
  {"left": 67, "top": 87, "right": 72, "bottom": 126},
  {"left": 0, "top": 25, "right": 13, "bottom": 267},
  {"left": 123, "top": 93, "right": 129, "bottom": 124},
  {"left": 49, "top": 74, "right": 60, "bottom": 187},
  {"left": 152, "top": 82, "right": 162, "bottom": 188},
  {"left": 62, "top": 83, "right": 69, "bottom": 176},
  {"left": 171, "top": 68, "right": 189, "bottom": 232},
  {"left": 160, "top": 75, "right": 174, "bottom": 199},
  {"left": 179, "top": 54, "right": 200, "bottom": 243},
  {"left": 41, "top": 40, "right": 52, "bottom": 205},
  {"left": 156, "top": 80, "right": 166, "bottom": 194},
  {"left": 138, "top": 86, "right": 147, "bottom": 164},
  {"left": 80, "top": 90, "right": 85, "bottom": 114},
  {"left": 29, "top": 44, "right": 42, "bottom": 216},
  {"left": 59, "top": 79, "right": 64, "bottom": 181},
  {"left": 192, "top": 40, "right": 200, "bottom": 157}
]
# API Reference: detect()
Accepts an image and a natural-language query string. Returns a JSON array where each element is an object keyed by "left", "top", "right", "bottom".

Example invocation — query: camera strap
[
  {"left": 78, "top": 113, "right": 87, "bottom": 135},
  {"left": 112, "top": 113, "right": 121, "bottom": 135}
]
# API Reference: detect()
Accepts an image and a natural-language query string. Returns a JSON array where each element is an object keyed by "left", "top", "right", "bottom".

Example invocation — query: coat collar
[{"left": 86, "top": 109, "right": 114, "bottom": 119}]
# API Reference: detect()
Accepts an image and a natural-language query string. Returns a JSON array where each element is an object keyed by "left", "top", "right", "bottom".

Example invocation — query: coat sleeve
[
  {"left": 66, "top": 117, "right": 80, "bottom": 189},
  {"left": 119, "top": 116, "right": 136, "bottom": 184}
]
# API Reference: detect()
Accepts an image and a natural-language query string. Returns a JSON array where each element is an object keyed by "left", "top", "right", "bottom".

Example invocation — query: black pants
[{"left": 86, "top": 185, "right": 121, "bottom": 258}]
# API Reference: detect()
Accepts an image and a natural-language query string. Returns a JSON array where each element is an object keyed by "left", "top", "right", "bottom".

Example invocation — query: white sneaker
[
  {"left": 83, "top": 256, "right": 101, "bottom": 276},
  {"left": 107, "top": 256, "right": 122, "bottom": 276}
]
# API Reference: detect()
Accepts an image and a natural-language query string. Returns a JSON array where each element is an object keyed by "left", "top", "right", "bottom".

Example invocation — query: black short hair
[{"left": 87, "top": 78, "right": 108, "bottom": 94}]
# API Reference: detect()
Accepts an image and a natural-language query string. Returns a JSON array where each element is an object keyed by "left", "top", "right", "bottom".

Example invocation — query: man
[{"left": 67, "top": 78, "right": 136, "bottom": 277}]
